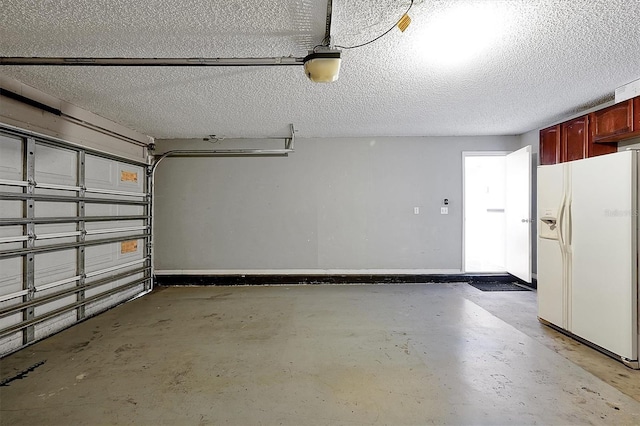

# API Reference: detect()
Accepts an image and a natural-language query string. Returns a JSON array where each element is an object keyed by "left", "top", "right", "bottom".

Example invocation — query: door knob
[{"left": 521, "top": 219, "right": 529, "bottom": 223}]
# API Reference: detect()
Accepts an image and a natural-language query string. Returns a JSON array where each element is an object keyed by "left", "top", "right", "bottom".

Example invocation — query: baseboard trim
[{"left": 155, "top": 272, "right": 527, "bottom": 287}]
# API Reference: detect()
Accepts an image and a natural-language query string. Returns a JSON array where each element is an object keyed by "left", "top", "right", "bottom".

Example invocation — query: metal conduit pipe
[{"left": 0, "top": 57, "right": 305, "bottom": 67}]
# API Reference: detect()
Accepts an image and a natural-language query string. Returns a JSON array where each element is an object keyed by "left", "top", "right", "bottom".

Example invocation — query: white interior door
[{"left": 505, "top": 146, "right": 532, "bottom": 283}]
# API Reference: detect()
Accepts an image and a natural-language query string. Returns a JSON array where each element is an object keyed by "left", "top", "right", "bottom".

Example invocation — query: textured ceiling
[{"left": 1, "top": 0, "right": 640, "bottom": 139}]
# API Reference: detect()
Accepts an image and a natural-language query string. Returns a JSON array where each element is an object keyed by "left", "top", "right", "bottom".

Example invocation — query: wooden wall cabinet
[
  {"left": 540, "top": 125, "right": 561, "bottom": 165},
  {"left": 562, "top": 116, "right": 588, "bottom": 162},
  {"left": 591, "top": 99, "right": 633, "bottom": 142},
  {"left": 539, "top": 95, "right": 640, "bottom": 165}
]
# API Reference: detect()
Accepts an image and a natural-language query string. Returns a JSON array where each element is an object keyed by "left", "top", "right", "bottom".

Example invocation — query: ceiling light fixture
[{"left": 303, "top": 49, "right": 342, "bottom": 83}]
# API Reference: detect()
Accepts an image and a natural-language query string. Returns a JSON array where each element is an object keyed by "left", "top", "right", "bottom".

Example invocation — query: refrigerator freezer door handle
[
  {"left": 567, "top": 199, "right": 573, "bottom": 248},
  {"left": 558, "top": 199, "right": 566, "bottom": 254}
]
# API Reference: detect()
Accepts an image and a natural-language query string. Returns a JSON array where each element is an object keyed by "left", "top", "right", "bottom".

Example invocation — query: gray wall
[
  {"left": 154, "top": 136, "right": 520, "bottom": 272},
  {"left": 618, "top": 137, "right": 640, "bottom": 151}
]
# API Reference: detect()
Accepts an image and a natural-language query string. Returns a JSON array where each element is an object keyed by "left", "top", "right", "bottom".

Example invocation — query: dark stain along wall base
[{"left": 155, "top": 274, "right": 536, "bottom": 288}]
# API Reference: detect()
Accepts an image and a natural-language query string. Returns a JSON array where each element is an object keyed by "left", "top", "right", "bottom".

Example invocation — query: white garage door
[{"left": 0, "top": 126, "right": 152, "bottom": 356}]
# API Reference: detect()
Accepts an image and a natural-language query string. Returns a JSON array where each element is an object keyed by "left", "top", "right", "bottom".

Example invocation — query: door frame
[{"left": 461, "top": 151, "right": 510, "bottom": 273}]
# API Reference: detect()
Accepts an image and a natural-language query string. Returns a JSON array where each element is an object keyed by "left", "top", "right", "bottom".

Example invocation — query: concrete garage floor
[{"left": 1, "top": 283, "right": 640, "bottom": 425}]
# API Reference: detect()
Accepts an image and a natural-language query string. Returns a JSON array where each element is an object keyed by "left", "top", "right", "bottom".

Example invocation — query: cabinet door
[
  {"left": 592, "top": 100, "right": 633, "bottom": 142},
  {"left": 634, "top": 97, "right": 640, "bottom": 131},
  {"left": 540, "top": 125, "right": 561, "bottom": 165},
  {"left": 562, "top": 116, "right": 588, "bottom": 162},
  {"left": 588, "top": 115, "right": 618, "bottom": 158}
]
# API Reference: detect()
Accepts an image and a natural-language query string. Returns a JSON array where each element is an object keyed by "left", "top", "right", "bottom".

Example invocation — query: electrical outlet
[
  {"left": 414, "top": 207, "right": 420, "bottom": 215},
  {"left": 441, "top": 207, "right": 449, "bottom": 215}
]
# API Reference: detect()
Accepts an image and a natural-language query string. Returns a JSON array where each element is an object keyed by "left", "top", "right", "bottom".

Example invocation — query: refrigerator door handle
[
  {"left": 557, "top": 176, "right": 571, "bottom": 330},
  {"left": 557, "top": 197, "right": 567, "bottom": 254},
  {"left": 567, "top": 198, "right": 573, "bottom": 248}
]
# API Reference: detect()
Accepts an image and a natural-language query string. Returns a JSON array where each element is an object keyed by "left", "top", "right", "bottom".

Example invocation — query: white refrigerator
[{"left": 537, "top": 150, "right": 639, "bottom": 368}]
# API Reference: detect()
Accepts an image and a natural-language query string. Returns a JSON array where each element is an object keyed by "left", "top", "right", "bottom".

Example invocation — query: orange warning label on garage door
[
  {"left": 121, "top": 240, "right": 138, "bottom": 254},
  {"left": 120, "top": 170, "right": 138, "bottom": 182}
]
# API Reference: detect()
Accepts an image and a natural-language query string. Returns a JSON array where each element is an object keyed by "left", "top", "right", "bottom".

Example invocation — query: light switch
[
  {"left": 414, "top": 207, "right": 420, "bottom": 215},
  {"left": 441, "top": 207, "right": 449, "bottom": 215}
]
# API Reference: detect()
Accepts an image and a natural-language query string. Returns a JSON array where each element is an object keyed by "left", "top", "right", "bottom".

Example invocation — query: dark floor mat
[{"left": 469, "top": 282, "right": 531, "bottom": 292}]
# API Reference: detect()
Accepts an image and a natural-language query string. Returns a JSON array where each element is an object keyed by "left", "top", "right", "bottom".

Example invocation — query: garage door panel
[
  {"left": 0, "top": 199, "right": 23, "bottom": 220},
  {"left": 35, "top": 201, "right": 76, "bottom": 217},
  {"left": 85, "top": 281, "right": 144, "bottom": 317},
  {"left": 34, "top": 311, "right": 76, "bottom": 340},
  {"left": 34, "top": 222, "right": 77, "bottom": 235},
  {"left": 85, "top": 298, "right": 113, "bottom": 316},
  {"left": 86, "top": 244, "right": 117, "bottom": 273},
  {"left": 34, "top": 294, "right": 76, "bottom": 316},
  {"left": 0, "top": 134, "right": 23, "bottom": 179},
  {"left": 34, "top": 250, "right": 76, "bottom": 288},
  {"left": 34, "top": 223, "right": 79, "bottom": 247},
  {"left": 0, "top": 258, "right": 23, "bottom": 308},
  {"left": 85, "top": 269, "right": 144, "bottom": 303},
  {"left": 112, "top": 282, "right": 144, "bottom": 305},
  {"left": 34, "top": 144, "right": 77, "bottom": 186},
  {"left": 119, "top": 205, "right": 145, "bottom": 215},
  {"left": 34, "top": 188, "right": 79, "bottom": 198},
  {"left": 0, "top": 225, "right": 24, "bottom": 253},
  {"left": 84, "top": 204, "right": 145, "bottom": 217},
  {"left": 84, "top": 230, "right": 145, "bottom": 242},
  {"left": 1, "top": 224, "right": 24, "bottom": 239},
  {"left": 0, "top": 330, "right": 23, "bottom": 355},
  {"left": 116, "top": 163, "right": 144, "bottom": 192},
  {"left": 85, "top": 282, "right": 117, "bottom": 316},
  {"left": 85, "top": 281, "right": 111, "bottom": 299},
  {"left": 86, "top": 240, "right": 143, "bottom": 269},
  {"left": 118, "top": 238, "right": 144, "bottom": 260},
  {"left": 85, "top": 155, "right": 114, "bottom": 187},
  {"left": 85, "top": 219, "right": 145, "bottom": 232},
  {"left": 1, "top": 128, "right": 151, "bottom": 357},
  {"left": 86, "top": 155, "right": 144, "bottom": 192},
  {"left": 35, "top": 236, "right": 78, "bottom": 247},
  {"left": 84, "top": 203, "right": 115, "bottom": 216},
  {"left": 34, "top": 278, "right": 78, "bottom": 300}
]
